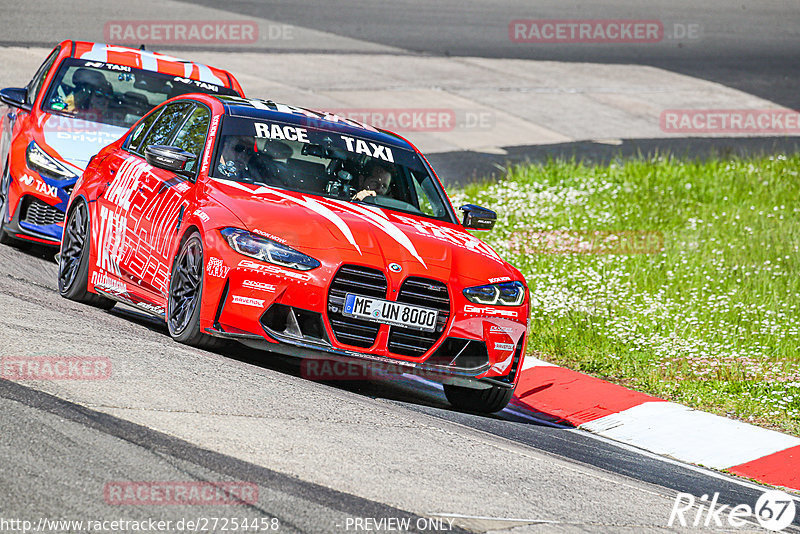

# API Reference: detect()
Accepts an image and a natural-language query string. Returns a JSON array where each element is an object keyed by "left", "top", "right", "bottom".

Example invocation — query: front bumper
[
  {"left": 205, "top": 321, "right": 523, "bottom": 390},
  {"left": 4, "top": 162, "right": 77, "bottom": 245},
  {"left": 3, "top": 194, "right": 63, "bottom": 245},
  {"left": 199, "top": 242, "right": 528, "bottom": 389}
]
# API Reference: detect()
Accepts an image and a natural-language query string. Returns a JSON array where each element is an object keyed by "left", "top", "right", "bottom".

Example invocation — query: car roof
[
  {"left": 216, "top": 96, "right": 417, "bottom": 150},
  {"left": 68, "top": 41, "right": 238, "bottom": 90}
]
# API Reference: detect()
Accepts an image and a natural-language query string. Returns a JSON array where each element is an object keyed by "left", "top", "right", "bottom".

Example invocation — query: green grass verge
[{"left": 449, "top": 154, "right": 800, "bottom": 435}]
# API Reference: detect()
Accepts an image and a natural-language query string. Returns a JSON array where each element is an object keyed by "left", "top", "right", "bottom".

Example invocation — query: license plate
[{"left": 343, "top": 294, "right": 438, "bottom": 332}]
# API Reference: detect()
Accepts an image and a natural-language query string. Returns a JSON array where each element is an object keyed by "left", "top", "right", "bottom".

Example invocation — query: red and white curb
[{"left": 512, "top": 356, "right": 800, "bottom": 491}]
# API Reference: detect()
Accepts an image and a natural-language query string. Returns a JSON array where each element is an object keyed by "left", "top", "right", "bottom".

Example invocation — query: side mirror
[
  {"left": 0, "top": 87, "right": 31, "bottom": 111},
  {"left": 145, "top": 145, "right": 197, "bottom": 180},
  {"left": 460, "top": 204, "right": 496, "bottom": 230}
]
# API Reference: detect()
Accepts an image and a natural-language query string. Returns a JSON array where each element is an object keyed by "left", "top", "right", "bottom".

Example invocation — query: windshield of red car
[
  {"left": 43, "top": 58, "right": 238, "bottom": 128},
  {"left": 212, "top": 117, "right": 453, "bottom": 221}
]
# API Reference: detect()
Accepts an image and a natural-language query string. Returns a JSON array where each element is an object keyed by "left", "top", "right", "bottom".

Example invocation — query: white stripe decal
[
  {"left": 248, "top": 99, "right": 273, "bottom": 111},
  {"left": 211, "top": 177, "right": 257, "bottom": 193},
  {"left": 354, "top": 203, "right": 387, "bottom": 218},
  {"left": 580, "top": 401, "right": 800, "bottom": 469},
  {"left": 210, "top": 179, "right": 427, "bottom": 265},
  {"left": 302, "top": 196, "right": 362, "bottom": 255},
  {"left": 76, "top": 45, "right": 221, "bottom": 84},
  {"left": 147, "top": 51, "right": 183, "bottom": 62},
  {"left": 261, "top": 188, "right": 362, "bottom": 255},
  {"left": 195, "top": 63, "right": 224, "bottom": 85},
  {"left": 140, "top": 52, "right": 158, "bottom": 72},
  {"left": 325, "top": 199, "right": 427, "bottom": 268},
  {"left": 78, "top": 43, "right": 109, "bottom": 62}
]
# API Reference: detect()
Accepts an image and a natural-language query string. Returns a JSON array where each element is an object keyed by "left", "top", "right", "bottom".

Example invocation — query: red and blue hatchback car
[{"left": 0, "top": 40, "right": 244, "bottom": 246}]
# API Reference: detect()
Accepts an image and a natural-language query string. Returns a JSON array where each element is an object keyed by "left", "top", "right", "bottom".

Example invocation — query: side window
[
  {"left": 413, "top": 171, "right": 446, "bottom": 218},
  {"left": 139, "top": 102, "right": 194, "bottom": 153},
  {"left": 171, "top": 106, "right": 210, "bottom": 173},
  {"left": 127, "top": 108, "right": 163, "bottom": 154},
  {"left": 27, "top": 48, "right": 60, "bottom": 107}
]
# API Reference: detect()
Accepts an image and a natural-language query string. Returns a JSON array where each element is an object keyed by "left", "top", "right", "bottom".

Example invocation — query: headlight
[
  {"left": 463, "top": 281, "right": 526, "bottom": 306},
  {"left": 220, "top": 228, "right": 320, "bottom": 271},
  {"left": 26, "top": 141, "right": 78, "bottom": 180}
]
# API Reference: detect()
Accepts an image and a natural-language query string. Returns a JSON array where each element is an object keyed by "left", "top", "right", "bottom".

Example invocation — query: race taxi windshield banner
[{"left": 219, "top": 116, "right": 427, "bottom": 172}]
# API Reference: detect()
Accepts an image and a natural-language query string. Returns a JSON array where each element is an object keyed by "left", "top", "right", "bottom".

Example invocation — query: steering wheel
[{"left": 247, "top": 154, "right": 288, "bottom": 187}]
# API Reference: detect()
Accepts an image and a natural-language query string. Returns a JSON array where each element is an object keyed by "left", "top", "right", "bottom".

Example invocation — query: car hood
[
  {"left": 206, "top": 179, "right": 520, "bottom": 284},
  {"left": 40, "top": 114, "right": 128, "bottom": 170}
]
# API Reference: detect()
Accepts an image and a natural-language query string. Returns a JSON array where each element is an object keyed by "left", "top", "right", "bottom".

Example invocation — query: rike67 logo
[{"left": 669, "top": 490, "right": 797, "bottom": 531}]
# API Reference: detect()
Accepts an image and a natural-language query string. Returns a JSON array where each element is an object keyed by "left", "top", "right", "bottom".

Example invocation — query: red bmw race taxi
[
  {"left": 0, "top": 41, "right": 244, "bottom": 246},
  {"left": 58, "top": 95, "right": 528, "bottom": 413}
]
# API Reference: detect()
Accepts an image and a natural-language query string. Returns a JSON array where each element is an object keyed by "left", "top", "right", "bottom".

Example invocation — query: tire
[
  {"left": 57, "top": 200, "right": 115, "bottom": 309},
  {"left": 0, "top": 162, "right": 18, "bottom": 246},
  {"left": 166, "top": 231, "right": 226, "bottom": 350},
  {"left": 443, "top": 383, "right": 514, "bottom": 413}
]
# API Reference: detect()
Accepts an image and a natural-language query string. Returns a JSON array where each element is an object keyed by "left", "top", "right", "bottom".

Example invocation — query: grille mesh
[
  {"left": 327, "top": 265, "right": 387, "bottom": 348},
  {"left": 387, "top": 277, "right": 450, "bottom": 357},
  {"left": 21, "top": 197, "right": 65, "bottom": 226}
]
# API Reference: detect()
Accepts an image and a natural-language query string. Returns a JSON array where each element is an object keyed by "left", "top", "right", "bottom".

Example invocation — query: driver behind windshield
[
  {"left": 65, "top": 68, "right": 113, "bottom": 121},
  {"left": 352, "top": 163, "right": 392, "bottom": 201},
  {"left": 217, "top": 136, "right": 256, "bottom": 179}
]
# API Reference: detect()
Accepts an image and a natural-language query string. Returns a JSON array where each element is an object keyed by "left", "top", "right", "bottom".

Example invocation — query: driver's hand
[
  {"left": 352, "top": 190, "right": 376, "bottom": 201},
  {"left": 64, "top": 94, "right": 77, "bottom": 113},
  {"left": 218, "top": 160, "right": 241, "bottom": 179}
]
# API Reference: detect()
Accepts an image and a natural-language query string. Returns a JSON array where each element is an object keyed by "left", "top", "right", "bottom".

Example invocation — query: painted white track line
[{"left": 581, "top": 401, "right": 800, "bottom": 470}]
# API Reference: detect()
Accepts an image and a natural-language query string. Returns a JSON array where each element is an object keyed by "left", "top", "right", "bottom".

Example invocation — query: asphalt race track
[
  {"left": 1, "top": 1, "right": 799, "bottom": 532},
  {"left": 0, "top": 241, "right": 789, "bottom": 533}
]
